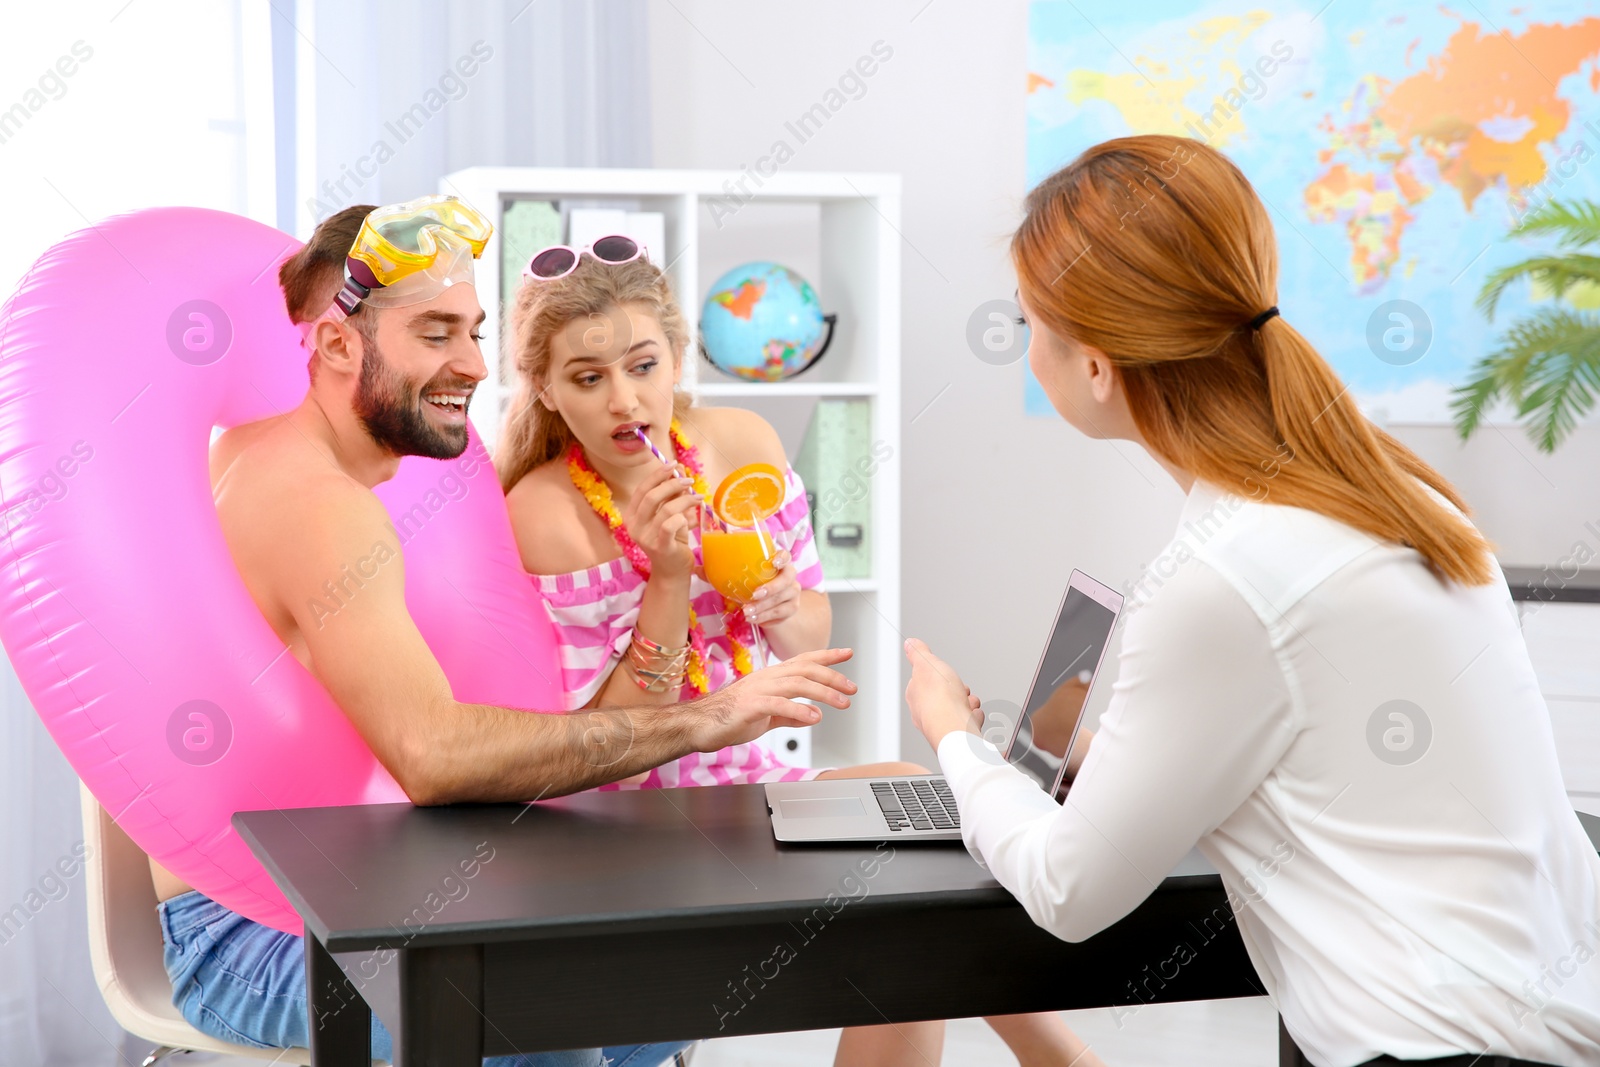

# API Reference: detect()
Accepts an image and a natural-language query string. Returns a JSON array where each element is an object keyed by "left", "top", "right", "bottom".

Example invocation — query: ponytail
[{"left": 1015, "top": 135, "right": 1495, "bottom": 586}]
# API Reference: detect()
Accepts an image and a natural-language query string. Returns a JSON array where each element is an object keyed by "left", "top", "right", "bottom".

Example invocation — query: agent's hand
[
  {"left": 688, "top": 647, "right": 856, "bottom": 752},
  {"left": 620, "top": 463, "right": 701, "bottom": 578},
  {"left": 744, "top": 548, "right": 800, "bottom": 626},
  {"left": 904, "top": 638, "right": 982, "bottom": 750}
]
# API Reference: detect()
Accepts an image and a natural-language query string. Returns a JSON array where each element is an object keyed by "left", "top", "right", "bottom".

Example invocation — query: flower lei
[{"left": 567, "top": 418, "right": 757, "bottom": 695}]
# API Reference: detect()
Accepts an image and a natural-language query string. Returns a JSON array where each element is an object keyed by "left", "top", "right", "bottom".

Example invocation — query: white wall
[{"left": 648, "top": 0, "right": 1600, "bottom": 766}]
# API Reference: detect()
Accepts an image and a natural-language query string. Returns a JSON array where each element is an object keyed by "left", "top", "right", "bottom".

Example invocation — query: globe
[{"left": 699, "top": 262, "right": 835, "bottom": 382}]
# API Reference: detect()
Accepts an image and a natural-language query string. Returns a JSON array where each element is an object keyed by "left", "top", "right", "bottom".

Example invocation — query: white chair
[
  {"left": 80, "top": 781, "right": 693, "bottom": 1067},
  {"left": 79, "top": 780, "right": 331, "bottom": 1066}
]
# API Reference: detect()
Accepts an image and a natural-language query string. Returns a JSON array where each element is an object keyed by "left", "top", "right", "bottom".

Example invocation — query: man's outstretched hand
[{"left": 689, "top": 647, "right": 856, "bottom": 752}]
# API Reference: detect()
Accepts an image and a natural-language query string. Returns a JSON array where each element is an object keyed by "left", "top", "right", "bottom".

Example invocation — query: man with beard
[{"left": 143, "top": 198, "right": 856, "bottom": 1066}]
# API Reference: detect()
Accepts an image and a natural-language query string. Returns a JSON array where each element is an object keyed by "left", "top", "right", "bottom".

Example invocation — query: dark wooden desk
[{"left": 235, "top": 784, "right": 1263, "bottom": 1065}]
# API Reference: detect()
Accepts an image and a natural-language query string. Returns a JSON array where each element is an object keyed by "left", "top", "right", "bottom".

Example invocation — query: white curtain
[
  {"left": 293, "top": 0, "right": 652, "bottom": 231},
  {"left": 0, "top": 2, "right": 651, "bottom": 1064},
  {"left": 0, "top": 6, "right": 266, "bottom": 1061}
]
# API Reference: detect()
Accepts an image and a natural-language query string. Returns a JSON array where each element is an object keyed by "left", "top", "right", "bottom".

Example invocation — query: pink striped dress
[{"left": 532, "top": 463, "right": 830, "bottom": 789}]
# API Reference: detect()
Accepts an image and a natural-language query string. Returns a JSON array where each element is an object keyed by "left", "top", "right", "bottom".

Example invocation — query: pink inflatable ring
[{"left": 0, "top": 207, "right": 562, "bottom": 935}]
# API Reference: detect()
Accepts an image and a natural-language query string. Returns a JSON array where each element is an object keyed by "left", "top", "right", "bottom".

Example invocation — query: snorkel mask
[
  {"left": 300, "top": 194, "right": 493, "bottom": 348},
  {"left": 336, "top": 194, "right": 492, "bottom": 313}
]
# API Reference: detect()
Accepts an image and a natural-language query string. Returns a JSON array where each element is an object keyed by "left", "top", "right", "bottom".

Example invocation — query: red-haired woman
[{"left": 906, "top": 135, "right": 1600, "bottom": 1067}]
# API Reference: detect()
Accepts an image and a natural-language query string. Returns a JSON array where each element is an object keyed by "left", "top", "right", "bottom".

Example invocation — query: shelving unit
[
  {"left": 439, "top": 167, "right": 903, "bottom": 768},
  {"left": 697, "top": 382, "right": 881, "bottom": 398}
]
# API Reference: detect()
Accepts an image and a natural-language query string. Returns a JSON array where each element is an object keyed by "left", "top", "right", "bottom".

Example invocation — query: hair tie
[{"left": 1248, "top": 306, "right": 1279, "bottom": 331}]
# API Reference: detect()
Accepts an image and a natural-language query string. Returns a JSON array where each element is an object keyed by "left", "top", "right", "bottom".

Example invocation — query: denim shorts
[{"left": 157, "top": 890, "right": 691, "bottom": 1067}]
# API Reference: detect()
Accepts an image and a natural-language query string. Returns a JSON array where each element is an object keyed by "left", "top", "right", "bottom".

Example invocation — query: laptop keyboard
[{"left": 871, "top": 778, "right": 961, "bottom": 832}]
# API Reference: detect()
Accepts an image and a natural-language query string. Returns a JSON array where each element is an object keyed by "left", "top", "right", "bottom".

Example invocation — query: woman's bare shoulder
[
  {"left": 504, "top": 459, "right": 610, "bottom": 576},
  {"left": 684, "top": 405, "right": 787, "bottom": 469}
]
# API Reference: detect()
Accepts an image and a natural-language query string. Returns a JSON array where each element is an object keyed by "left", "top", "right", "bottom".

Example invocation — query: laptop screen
[{"left": 1004, "top": 582, "right": 1119, "bottom": 796}]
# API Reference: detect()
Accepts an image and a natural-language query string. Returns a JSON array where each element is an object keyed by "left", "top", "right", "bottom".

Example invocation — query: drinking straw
[
  {"left": 636, "top": 424, "right": 708, "bottom": 510},
  {"left": 636, "top": 425, "right": 776, "bottom": 666},
  {"left": 633, "top": 425, "right": 673, "bottom": 468}
]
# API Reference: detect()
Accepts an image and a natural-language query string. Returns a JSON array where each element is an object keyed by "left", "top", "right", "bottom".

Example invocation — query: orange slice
[{"left": 712, "top": 463, "right": 785, "bottom": 526}]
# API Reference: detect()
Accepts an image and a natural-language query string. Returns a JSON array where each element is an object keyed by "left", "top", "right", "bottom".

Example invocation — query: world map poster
[{"left": 1024, "top": 3, "right": 1600, "bottom": 421}]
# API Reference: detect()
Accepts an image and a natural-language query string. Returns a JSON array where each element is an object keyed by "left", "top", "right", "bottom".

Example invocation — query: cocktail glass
[{"left": 700, "top": 506, "right": 779, "bottom": 667}]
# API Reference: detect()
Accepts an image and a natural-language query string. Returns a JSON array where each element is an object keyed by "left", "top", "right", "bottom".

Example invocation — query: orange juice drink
[{"left": 701, "top": 528, "right": 775, "bottom": 603}]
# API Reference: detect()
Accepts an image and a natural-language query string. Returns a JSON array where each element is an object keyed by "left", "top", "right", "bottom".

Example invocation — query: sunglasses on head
[{"left": 522, "top": 235, "right": 646, "bottom": 281}]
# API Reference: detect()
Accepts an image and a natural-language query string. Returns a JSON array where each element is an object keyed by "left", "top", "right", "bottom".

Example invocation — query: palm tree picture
[{"left": 1452, "top": 199, "right": 1600, "bottom": 454}]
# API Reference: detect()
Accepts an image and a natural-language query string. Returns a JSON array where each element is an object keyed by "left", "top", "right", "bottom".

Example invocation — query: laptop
[{"left": 767, "top": 570, "right": 1124, "bottom": 843}]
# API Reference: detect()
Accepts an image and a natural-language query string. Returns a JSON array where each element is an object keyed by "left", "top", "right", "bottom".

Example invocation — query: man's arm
[{"left": 281, "top": 486, "right": 856, "bottom": 805}]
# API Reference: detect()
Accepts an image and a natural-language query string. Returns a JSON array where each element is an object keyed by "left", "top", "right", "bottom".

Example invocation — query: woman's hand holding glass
[
  {"left": 619, "top": 463, "right": 700, "bottom": 579},
  {"left": 704, "top": 508, "right": 796, "bottom": 668},
  {"left": 744, "top": 545, "right": 800, "bottom": 628}
]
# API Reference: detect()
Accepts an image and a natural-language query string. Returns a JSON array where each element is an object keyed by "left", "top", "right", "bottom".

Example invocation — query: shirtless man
[{"left": 148, "top": 198, "right": 854, "bottom": 1066}]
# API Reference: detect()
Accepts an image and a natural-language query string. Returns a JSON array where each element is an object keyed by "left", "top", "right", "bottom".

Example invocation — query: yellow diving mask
[{"left": 331, "top": 194, "right": 493, "bottom": 315}]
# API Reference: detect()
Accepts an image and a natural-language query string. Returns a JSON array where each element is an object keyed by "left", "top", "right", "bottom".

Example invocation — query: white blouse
[{"left": 938, "top": 479, "right": 1600, "bottom": 1067}]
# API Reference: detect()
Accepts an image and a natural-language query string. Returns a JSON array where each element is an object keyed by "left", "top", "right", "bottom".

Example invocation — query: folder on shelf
[
  {"left": 793, "top": 398, "right": 873, "bottom": 580},
  {"left": 499, "top": 199, "right": 562, "bottom": 307}
]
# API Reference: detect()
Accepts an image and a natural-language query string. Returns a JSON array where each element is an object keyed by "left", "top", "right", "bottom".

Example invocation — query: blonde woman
[
  {"left": 906, "top": 135, "right": 1600, "bottom": 1067},
  {"left": 498, "top": 241, "right": 1104, "bottom": 1067}
]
